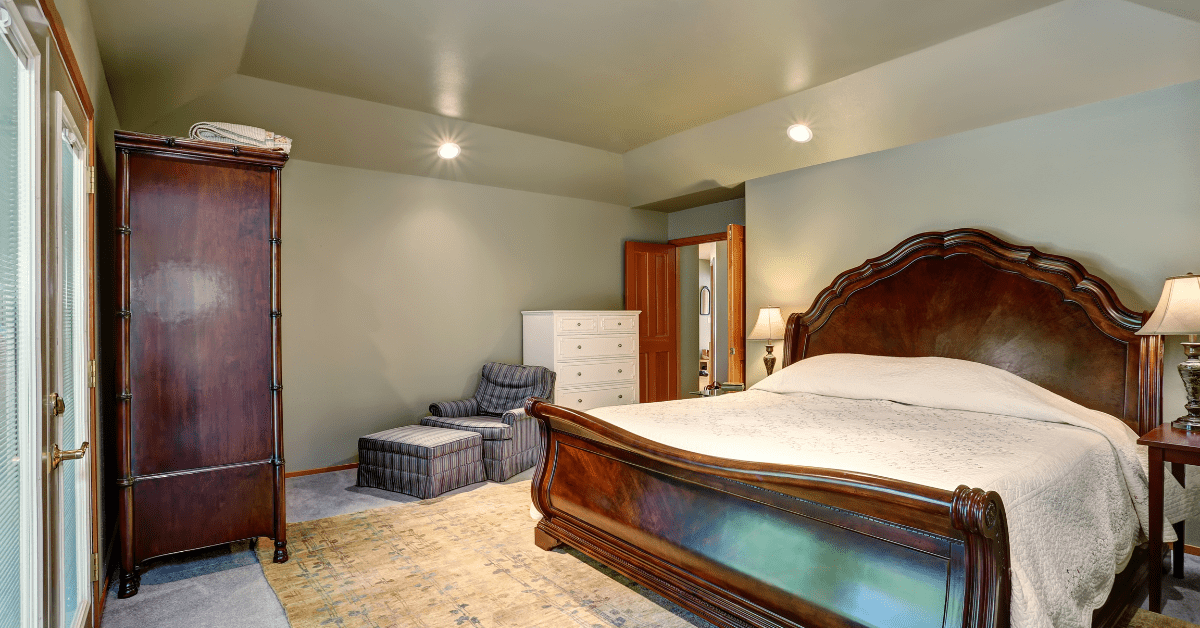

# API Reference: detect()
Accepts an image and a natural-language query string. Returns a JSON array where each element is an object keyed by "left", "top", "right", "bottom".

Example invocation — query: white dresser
[{"left": 522, "top": 310, "right": 640, "bottom": 411}]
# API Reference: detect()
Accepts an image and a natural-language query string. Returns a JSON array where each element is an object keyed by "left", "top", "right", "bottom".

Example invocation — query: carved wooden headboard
[{"left": 782, "top": 229, "right": 1163, "bottom": 434}]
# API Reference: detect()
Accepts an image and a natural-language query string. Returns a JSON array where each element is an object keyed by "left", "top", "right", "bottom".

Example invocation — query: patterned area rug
[
  {"left": 256, "top": 480, "right": 711, "bottom": 627},
  {"left": 257, "top": 480, "right": 1197, "bottom": 628},
  {"left": 1130, "top": 609, "right": 1200, "bottom": 628}
]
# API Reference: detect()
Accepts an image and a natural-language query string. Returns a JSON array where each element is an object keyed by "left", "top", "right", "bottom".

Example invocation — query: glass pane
[
  {"left": 60, "top": 133, "right": 82, "bottom": 623},
  {"left": 0, "top": 33, "right": 24, "bottom": 628}
]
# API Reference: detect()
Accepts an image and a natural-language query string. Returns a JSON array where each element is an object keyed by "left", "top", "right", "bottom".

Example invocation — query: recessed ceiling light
[
  {"left": 437, "top": 142, "right": 461, "bottom": 159},
  {"left": 786, "top": 124, "right": 813, "bottom": 143}
]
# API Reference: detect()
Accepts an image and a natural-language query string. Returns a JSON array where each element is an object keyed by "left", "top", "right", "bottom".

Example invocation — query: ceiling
[{"left": 93, "top": 0, "right": 1074, "bottom": 152}]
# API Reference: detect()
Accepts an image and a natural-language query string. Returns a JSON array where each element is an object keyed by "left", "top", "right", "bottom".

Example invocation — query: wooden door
[
  {"left": 624, "top": 242, "right": 679, "bottom": 402},
  {"left": 727, "top": 225, "right": 746, "bottom": 384}
]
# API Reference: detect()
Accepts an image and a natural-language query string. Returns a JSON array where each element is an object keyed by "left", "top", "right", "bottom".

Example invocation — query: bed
[{"left": 525, "top": 229, "right": 1190, "bottom": 628}]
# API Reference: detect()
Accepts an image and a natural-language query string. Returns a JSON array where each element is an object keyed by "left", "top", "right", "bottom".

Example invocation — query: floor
[
  {"left": 100, "top": 468, "right": 1200, "bottom": 628},
  {"left": 99, "top": 467, "right": 535, "bottom": 628},
  {"left": 1146, "top": 551, "right": 1200, "bottom": 625}
]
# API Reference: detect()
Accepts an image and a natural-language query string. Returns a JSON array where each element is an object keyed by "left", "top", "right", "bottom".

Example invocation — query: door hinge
[
  {"left": 91, "top": 552, "right": 99, "bottom": 582},
  {"left": 88, "top": 166, "right": 95, "bottom": 195},
  {"left": 88, "top": 360, "right": 97, "bottom": 388}
]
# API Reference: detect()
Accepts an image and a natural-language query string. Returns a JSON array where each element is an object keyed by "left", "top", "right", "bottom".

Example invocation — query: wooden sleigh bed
[{"left": 525, "top": 229, "right": 1164, "bottom": 628}]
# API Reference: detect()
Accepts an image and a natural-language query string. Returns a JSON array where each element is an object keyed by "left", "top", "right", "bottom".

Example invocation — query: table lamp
[
  {"left": 1137, "top": 273, "right": 1200, "bottom": 431},
  {"left": 748, "top": 306, "right": 785, "bottom": 376}
]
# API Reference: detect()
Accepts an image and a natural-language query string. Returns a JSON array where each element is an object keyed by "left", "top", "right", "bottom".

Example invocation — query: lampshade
[
  {"left": 1137, "top": 274, "right": 1200, "bottom": 335},
  {"left": 748, "top": 306, "right": 785, "bottom": 341}
]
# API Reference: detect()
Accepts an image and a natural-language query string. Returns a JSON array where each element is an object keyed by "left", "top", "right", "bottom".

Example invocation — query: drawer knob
[
  {"left": 577, "top": 372, "right": 582, "bottom": 376},
  {"left": 578, "top": 399, "right": 583, "bottom": 403},
  {"left": 577, "top": 345, "right": 582, "bottom": 349},
  {"left": 577, "top": 322, "right": 581, "bottom": 326},
  {"left": 618, "top": 369, "right": 622, "bottom": 373},
  {"left": 618, "top": 395, "right": 623, "bottom": 399},
  {"left": 618, "top": 344, "right": 622, "bottom": 348},
  {"left": 617, "top": 322, "right": 622, "bottom": 326}
]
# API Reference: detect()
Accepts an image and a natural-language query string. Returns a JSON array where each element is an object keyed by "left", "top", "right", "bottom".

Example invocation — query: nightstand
[{"left": 1137, "top": 424, "right": 1199, "bottom": 613}]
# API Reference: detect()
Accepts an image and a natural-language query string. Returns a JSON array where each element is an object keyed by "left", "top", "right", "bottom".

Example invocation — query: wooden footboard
[{"left": 526, "top": 398, "right": 1012, "bottom": 628}]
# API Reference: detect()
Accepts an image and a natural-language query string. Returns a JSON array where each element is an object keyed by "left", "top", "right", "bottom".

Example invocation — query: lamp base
[
  {"left": 1172, "top": 417, "right": 1200, "bottom": 431},
  {"left": 1173, "top": 342, "right": 1200, "bottom": 431},
  {"left": 763, "top": 344, "right": 776, "bottom": 376}
]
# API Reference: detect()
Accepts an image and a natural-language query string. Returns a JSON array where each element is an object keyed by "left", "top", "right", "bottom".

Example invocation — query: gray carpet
[
  {"left": 101, "top": 468, "right": 1200, "bottom": 628},
  {"left": 1145, "top": 552, "right": 1200, "bottom": 625}
]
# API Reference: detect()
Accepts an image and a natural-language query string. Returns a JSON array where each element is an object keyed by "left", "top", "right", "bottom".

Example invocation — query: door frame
[
  {"left": 665, "top": 226, "right": 747, "bottom": 392},
  {"left": 50, "top": 87, "right": 90, "bottom": 628}
]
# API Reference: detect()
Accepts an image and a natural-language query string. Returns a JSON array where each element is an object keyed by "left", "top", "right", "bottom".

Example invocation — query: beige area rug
[
  {"left": 1130, "top": 610, "right": 1200, "bottom": 628},
  {"left": 256, "top": 480, "right": 710, "bottom": 627}
]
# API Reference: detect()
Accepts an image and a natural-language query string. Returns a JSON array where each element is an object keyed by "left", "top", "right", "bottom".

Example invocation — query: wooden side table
[{"left": 1137, "top": 424, "right": 1199, "bottom": 613}]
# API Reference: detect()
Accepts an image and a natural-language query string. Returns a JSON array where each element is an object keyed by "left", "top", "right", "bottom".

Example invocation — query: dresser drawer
[
  {"left": 599, "top": 314, "right": 636, "bottom": 333},
  {"left": 561, "top": 359, "right": 635, "bottom": 386},
  {"left": 558, "top": 316, "right": 597, "bottom": 332},
  {"left": 558, "top": 385, "right": 637, "bottom": 411},
  {"left": 559, "top": 335, "right": 635, "bottom": 359}
]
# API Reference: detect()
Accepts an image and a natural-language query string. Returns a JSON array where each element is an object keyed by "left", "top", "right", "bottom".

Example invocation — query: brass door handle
[
  {"left": 52, "top": 441, "right": 89, "bottom": 469},
  {"left": 49, "top": 392, "right": 65, "bottom": 416}
]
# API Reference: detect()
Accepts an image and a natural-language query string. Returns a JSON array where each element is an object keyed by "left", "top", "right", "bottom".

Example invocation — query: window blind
[{"left": 0, "top": 28, "right": 26, "bottom": 628}]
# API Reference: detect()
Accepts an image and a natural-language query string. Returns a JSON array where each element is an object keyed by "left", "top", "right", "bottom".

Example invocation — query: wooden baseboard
[{"left": 285, "top": 463, "right": 358, "bottom": 478}]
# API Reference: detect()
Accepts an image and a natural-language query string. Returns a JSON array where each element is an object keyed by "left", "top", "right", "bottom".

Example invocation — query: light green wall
[
  {"left": 281, "top": 159, "right": 666, "bottom": 471},
  {"left": 53, "top": 0, "right": 121, "bottom": 175},
  {"left": 624, "top": 0, "right": 1200, "bottom": 207},
  {"left": 745, "top": 78, "right": 1200, "bottom": 542},
  {"left": 666, "top": 198, "right": 745, "bottom": 241}
]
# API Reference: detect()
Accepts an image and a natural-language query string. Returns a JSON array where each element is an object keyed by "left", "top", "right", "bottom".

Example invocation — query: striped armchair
[{"left": 421, "top": 363, "right": 556, "bottom": 481}]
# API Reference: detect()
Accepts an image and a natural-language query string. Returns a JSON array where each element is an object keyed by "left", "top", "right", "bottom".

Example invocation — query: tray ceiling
[{"left": 94, "top": 0, "right": 1065, "bottom": 151}]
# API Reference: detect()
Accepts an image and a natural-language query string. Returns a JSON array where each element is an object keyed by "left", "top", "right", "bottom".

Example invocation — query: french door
[
  {"left": 1, "top": 1, "right": 96, "bottom": 627},
  {"left": 48, "top": 91, "right": 91, "bottom": 628}
]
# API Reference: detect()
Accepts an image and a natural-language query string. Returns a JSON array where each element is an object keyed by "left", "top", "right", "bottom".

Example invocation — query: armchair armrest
[
  {"left": 429, "top": 398, "right": 478, "bottom": 418},
  {"left": 502, "top": 407, "right": 537, "bottom": 427}
]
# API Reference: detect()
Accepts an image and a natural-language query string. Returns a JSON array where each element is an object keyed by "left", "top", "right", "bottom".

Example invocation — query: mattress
[{"left": 580, "top": 354, "right": 1196, "bottom": 628}]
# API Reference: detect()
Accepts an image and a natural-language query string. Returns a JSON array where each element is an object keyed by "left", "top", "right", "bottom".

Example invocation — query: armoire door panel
[
  {"left": 131, "top": 462, "right": 274, "bottom": 562},
  {"left": 127, "top": 153, "right": 274, "bottom": 474}
]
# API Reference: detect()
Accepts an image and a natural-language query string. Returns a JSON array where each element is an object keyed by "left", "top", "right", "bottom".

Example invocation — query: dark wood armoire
[{"left": 108, "top": 131, "right": 288, "bottom": 598}]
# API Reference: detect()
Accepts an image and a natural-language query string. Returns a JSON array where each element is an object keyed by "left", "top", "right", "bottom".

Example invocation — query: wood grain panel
[
  {"left": 625, "top": 242, "right": 678, "bottom": 401},
  {"left": 783, "top": 229, "right": 1155, "bottom": 434},
  {"left": 726, "top": 225, "right": 745, "bottom": 384},
  {"left": 547, "top": 438, "right": 954, "bottom": 628},
  {"left": 127, "top": 153, "right": 273, "bottom": 475},
  {"left": 132, "top": 462, "right": 274, "bottom": 562}
]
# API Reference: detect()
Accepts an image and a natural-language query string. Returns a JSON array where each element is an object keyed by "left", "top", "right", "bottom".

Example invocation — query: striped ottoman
[{"left": 356, "top": 425, "right": 485, "bottom": 499}]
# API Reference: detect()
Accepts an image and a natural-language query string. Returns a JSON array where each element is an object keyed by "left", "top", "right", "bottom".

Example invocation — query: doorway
[
  {"left": 689, "top": 240, "right": 725, "bottom": 391},
  {"left": 675, "top": 225, "right": 744, "bottom": 396},
  {"left": 624, "top": 225, "right": 745, "bottom": 403}
]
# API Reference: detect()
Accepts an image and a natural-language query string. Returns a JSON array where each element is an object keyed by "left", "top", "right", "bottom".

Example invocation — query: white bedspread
[{"left": 580, "top": 354, "right": 1194, "bottom": 628}]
